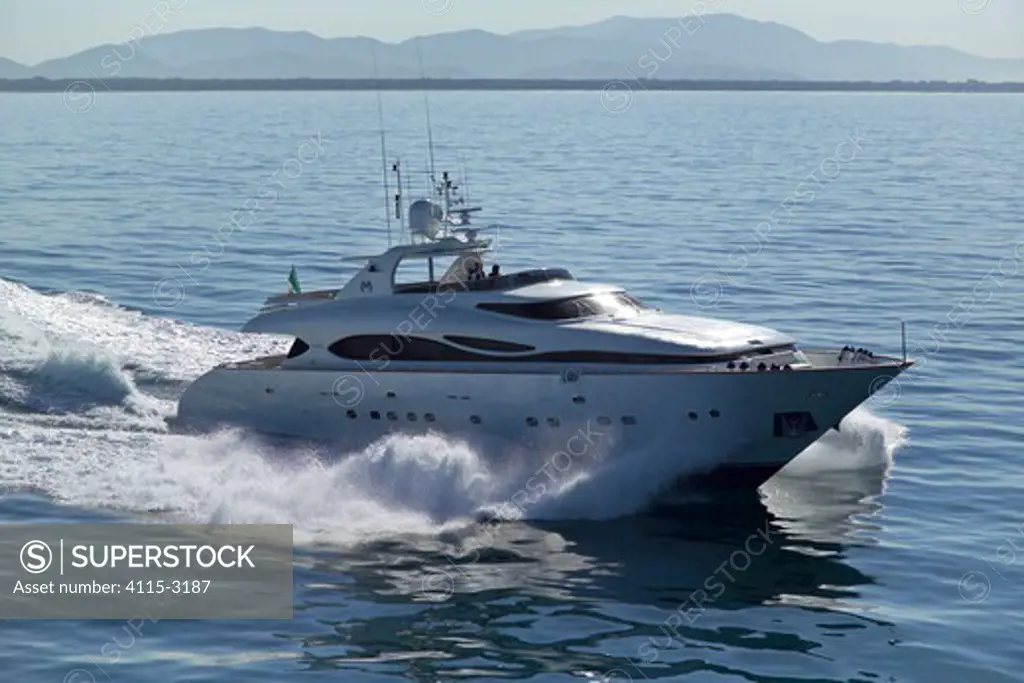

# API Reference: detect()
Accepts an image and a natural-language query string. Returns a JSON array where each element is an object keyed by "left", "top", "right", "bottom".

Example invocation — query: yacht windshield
[{"left": 477, "top": 292, "right": 651, "bottom": 320}]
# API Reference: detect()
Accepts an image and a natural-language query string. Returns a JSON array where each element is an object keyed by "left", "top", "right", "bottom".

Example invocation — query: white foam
[
  {"left": 0, "top": 278, "right": 286, "bottom": 383},
  {"left": 777, "top": 407, "right": 908, "bottom": 477},
  {"left": 0, "top": 426, "right": 504, "bottom": 544},
  {"left": 523, "top": 437, "right": 701, "bottom": 521},
  {"left": 1, "top": 280, "right": 168, "bottom": 425},
  {"left": 0, "top": 408, "right": 907, "bottom": 543}
]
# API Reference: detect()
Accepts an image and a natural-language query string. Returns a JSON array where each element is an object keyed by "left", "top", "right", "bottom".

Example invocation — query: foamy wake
[
  {"left": 0, "top": 278, "right": 285, "bottom": 384},
  {"left": 0, "top": 277, "right": 909, "bottom": 543},
  {"left": 778, "top": 408, "right": 908, "bottom": 477}
]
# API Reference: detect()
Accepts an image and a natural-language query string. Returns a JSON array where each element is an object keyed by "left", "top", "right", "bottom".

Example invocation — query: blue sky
[{"left": 1, "top": 0, "right": 1021, "bottom": 65}]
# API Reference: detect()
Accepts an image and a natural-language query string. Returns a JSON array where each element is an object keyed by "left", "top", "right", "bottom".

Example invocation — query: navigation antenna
[
  {"left": 371, "top": 43, "right": 391, "bottom": 247},
  {"left": 459, "top": 152, "right": 471, "bottom": 208},
  {"left": 404, "top": 167, "right": 413, "bottom": 231},
  {"left": 392, "top": 159, "right": 404, "bottom": 243},
  {"left": 417, "top": 44, "right": 438, "bottom": 194}
]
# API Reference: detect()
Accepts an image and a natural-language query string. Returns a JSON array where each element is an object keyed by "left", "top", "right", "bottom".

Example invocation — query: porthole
[
  {"left": 526, "top": 417, "right": 539, "bottom": 427},
  {"left": 547, "top": 417, "right": 560, "bottom": 427},
  {"left": 370, "top": 411, "right": 381, "bottom": 420},
  {"left": 386, "top": 391, "right": 396, "bottom": 398},
  {"left": 346, "top": 409, "right": 357, "bottom": 419},
  {"left": 688, "top": 412, "right": 698, "bottom": 420},
  {"left": 622, "top": 416, "right": 637, "bottom": 425},
  {"left": 470, "top": 415, "right": 481, "bottom": 425},
  {"left": 265, "top": 388, "right": 274, "bottom": 394},
  {"left": 407, "top": 412, "right": 417, "bottom": 421},
  {"left": 425, "top": 413, "right": 436, "bottom": 422},
  {"left": 710, "top": 410, "right": 720, "bottom": 418},
  {"left": 572, "top": 395, "right": 586, "bottom": 404},
  {"left": 386, "top": 411, "right": 398, "bottom": 421},
  {"left": 597, "top": 416, "right": 612, "bottom": 426}
]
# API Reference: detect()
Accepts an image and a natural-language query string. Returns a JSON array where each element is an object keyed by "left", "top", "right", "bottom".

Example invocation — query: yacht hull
[{"left": 174, "top": 351, "right": 910, "bottom": 489}]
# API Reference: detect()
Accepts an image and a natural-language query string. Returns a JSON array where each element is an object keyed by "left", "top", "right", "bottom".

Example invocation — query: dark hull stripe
[{"left": 220, "top": 355, "right": 912, "bottom": 376}]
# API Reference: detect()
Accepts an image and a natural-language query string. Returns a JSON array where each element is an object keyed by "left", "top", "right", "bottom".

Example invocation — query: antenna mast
[
  {"left": 416, "top": 44, "right": 438, "bottom": 193},
  {"left": 393, "top": 160, "right": 403, "bottom": 243},
  {"left": 371, "top": 43, "right": 392, "bottom": 247},
  {"left": 459, "top": 152, "right": 471, "bottom": 207},
  {"left": 405, "top": 169, "right": 413, "bottom": 218}
]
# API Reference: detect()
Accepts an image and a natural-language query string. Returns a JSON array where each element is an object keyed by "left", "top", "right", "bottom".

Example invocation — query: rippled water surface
[{"left": 1, "top": 91, "right": 1023, "bottom": 682}]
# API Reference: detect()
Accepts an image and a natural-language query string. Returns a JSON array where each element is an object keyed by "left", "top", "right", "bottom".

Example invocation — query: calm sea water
[{"left": 1, "top": 90, "right": 1023, "bottom": 682}]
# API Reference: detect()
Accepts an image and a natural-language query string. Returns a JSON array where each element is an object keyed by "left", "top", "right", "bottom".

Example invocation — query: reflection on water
[
  {"left": 764, "top": 467, "right": 890, "bottom": 546},
  {"left": 282, "top": 463, "right": 893, "bottom": 680}
]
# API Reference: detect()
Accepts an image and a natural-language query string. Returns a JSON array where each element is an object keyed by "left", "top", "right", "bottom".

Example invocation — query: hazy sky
[{"left": 1, "top": 0, "right": 1021, "bottom": 65}]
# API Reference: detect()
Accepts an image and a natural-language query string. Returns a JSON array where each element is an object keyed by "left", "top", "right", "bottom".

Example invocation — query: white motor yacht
[{"left": 175, "top": 169, "right": 912, "bottom": 488}]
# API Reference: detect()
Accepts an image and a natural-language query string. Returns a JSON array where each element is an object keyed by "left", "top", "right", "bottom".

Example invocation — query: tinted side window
[
  {"left": 444, "top": 336, "right": 535, "bottom": 352},
  {"left": 477, "top": 293, "right": 648, "bottom": 320},
  {"left": 287, "top": 339, "right": 310, "bottom": 358},
  {"left": 327, "top": 335, "right": 795, "bottom": 365},
  {"left": 477, "top": 298, "right": 587, "bottom": 320},
  {"left": 329, "top": 336, "right": 483, "bottom": 361}
]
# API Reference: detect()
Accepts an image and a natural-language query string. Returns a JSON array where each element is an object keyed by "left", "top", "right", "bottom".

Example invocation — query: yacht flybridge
[{"left": 175, "top": 167, "right": 912, "bottom": 488}]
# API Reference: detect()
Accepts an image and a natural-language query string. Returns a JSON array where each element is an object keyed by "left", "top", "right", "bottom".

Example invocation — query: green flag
[{"left": 287, "top": 265, "right": 301, "bottom": 294}]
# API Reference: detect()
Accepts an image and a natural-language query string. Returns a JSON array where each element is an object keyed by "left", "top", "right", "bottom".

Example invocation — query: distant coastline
[{"left": 1, "top": 78, "right": 1022, "bottom": 94}]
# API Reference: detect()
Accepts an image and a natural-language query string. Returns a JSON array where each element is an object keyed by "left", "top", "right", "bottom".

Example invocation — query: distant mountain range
[{"left": 3, "top": 14, "right": 1023, "bottom": 82}]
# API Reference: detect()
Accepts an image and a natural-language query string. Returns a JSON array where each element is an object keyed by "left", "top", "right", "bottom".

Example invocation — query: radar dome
[{"left": 409, "top": 199, "right": 443, "bottom": 240}]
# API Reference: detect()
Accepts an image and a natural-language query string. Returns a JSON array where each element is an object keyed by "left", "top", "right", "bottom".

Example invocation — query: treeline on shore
[{"left": 1, "top": 78, "right": 1022, "bottom": 93}]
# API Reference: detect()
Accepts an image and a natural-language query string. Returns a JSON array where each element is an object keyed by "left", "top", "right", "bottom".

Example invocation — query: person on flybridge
[{"left": 467, "top": 259, "right": 486, "bottom": 281}]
